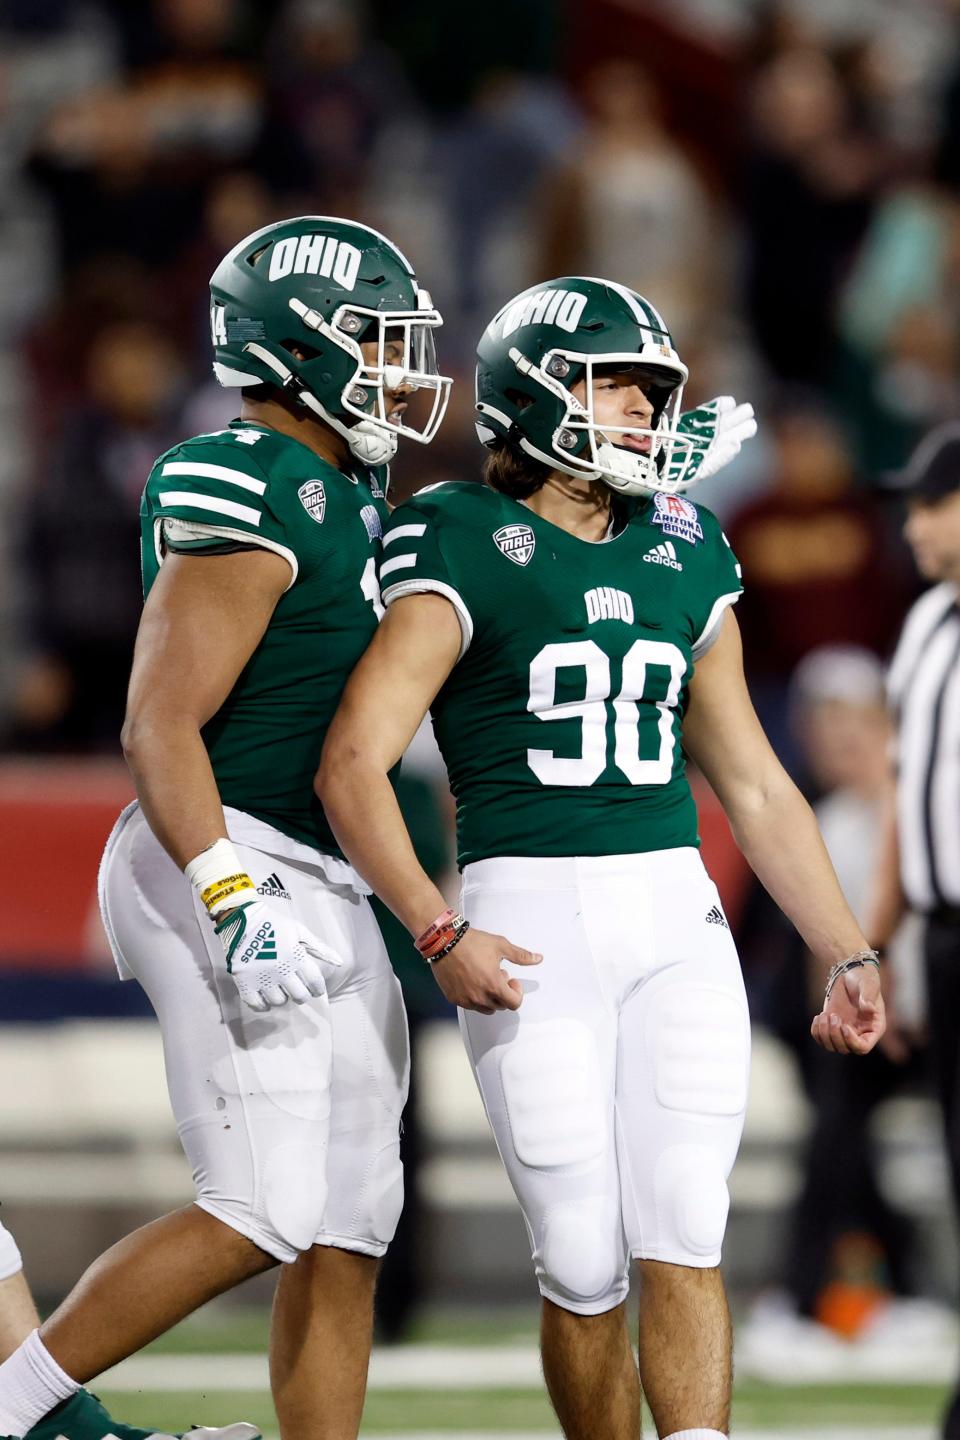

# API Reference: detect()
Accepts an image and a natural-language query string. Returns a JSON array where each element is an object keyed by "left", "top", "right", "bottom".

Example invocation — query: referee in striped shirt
[{"left": 869, "top": 421, "right": 960, "bottom": 1440}]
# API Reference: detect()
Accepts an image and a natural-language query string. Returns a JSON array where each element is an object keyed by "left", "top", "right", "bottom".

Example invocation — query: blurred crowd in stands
[
  {"left": 1, "top": 0, "right": 958, "bottom": 753},
  {"left": 4, "top": 0, "right": 960, "bottom": 1334}
]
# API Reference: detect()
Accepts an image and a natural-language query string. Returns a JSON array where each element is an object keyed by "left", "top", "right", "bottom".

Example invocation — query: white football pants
[
  {"left": 459, "top": 848, "right": 750, "bottom": 1314},
  {"left": 99, "top": 803, "right": 409, "bottom": 1263}
]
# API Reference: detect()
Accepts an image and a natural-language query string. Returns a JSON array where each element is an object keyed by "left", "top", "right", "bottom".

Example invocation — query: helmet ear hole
[
  {"left": 280, "top": 339, "right": 322, "bottom": 361},
  {"left": 505, "top": 387, "right": 535, "bottom": 411}
]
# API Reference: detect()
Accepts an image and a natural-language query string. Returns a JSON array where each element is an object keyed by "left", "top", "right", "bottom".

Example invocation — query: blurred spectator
[
  {"left": 728, "top": 399, "right": 911, "bottom": 768},
  {"left": 742, "top": 43, "right": 885, "bottom": 384},
  {"left": 540, "top": 60, "right": 725, "bottom": 346},
  {"left": 26, "top": 0, "right": 273, "bottom": 276},
  {"left": 10, "top": 319, "right": 186, "bottom": 751},
  {"left": 837, "top": 184, "right": 960, "bottom": 475},
  {"left": 264, "top": 0, "right": 414, "bottom": 214},
  {"left": 780, "top": 647, "right": 922, "bottom": 1330}
]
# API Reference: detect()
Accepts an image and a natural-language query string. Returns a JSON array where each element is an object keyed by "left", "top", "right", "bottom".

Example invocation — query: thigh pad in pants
[{"left": 620, "top": 980, "right": 749, "bottom": 1266}]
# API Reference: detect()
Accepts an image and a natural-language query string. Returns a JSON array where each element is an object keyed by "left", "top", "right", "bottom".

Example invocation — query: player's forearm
[
  {"left": 729, "top": 776, "right": 869, "bottom": 967},
  {"left": 121, "top": 713, "right": 228, "bottom": 870},
  {"left": 318, "top": 750, "right": 448, "bottom": 936}
]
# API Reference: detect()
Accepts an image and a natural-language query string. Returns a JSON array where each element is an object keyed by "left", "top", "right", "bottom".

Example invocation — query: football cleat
[{"left": 7, "top": 1390, "right": 261, "bottom": 1440}]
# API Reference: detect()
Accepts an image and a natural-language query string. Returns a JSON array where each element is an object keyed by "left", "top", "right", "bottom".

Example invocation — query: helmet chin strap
[
  {"left": 242, "top": 341, "right": 397, "bottom": 466},
  {"left": 347, "top": 421, "right": 398, "bottom": 466},
  {"left": 594, "top": 440, "right": 659, "bottom": 496}
]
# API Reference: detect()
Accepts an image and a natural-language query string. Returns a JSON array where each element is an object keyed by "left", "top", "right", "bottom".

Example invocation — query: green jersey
[
  {"left": 140, "top": 419, "right": 390, "bottom": 854},
  {"left": 379, "top": 482, "right": 742, "bottom": 867}
]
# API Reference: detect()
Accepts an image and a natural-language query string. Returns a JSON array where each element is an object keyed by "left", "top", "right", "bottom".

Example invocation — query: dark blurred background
[{"left": 2, "top": 0, "right": 959, "bottom": 1373}]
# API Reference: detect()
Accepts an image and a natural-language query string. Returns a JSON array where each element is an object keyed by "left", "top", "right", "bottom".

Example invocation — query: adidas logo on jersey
[
  {"left": 705, "top": 905, "right": 728, "bottom": 928},
  {"left": 257, "top": 873, "right": 291, "bottom": 901},
  {"left": 643, "top": 541, "right": 683, "bottom": 571}
]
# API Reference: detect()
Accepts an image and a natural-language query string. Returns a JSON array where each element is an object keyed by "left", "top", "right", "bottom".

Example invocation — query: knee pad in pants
[{"left": 539, "top": 1196, "right": 628, "bottom": 1311}]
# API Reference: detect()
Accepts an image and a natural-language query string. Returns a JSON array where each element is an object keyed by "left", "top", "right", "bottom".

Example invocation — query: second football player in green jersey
[
  {"left": 320, "top": 272, "right": 886, "bottom": 1440},
  {"left": 141, "top": 419, "right": 390, "bottom": 852},
  {"left": 379, "top": 481, "right": 741, "bottom": 864},
  {"left": 5, "top": 218, "right": 454, "bottom": 1440}
]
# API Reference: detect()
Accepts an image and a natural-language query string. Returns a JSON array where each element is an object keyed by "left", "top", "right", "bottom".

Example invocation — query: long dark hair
[{"left": 482, "top": 438, "right": 551, "bottom": 499}]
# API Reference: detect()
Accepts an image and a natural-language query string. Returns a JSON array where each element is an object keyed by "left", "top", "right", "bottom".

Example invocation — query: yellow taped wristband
[
  {"left": 200, "top": 873, "right": 255, "bottom": 913},
  {"left": 185, "top": 839, "right": 255, "bottom": 918}
]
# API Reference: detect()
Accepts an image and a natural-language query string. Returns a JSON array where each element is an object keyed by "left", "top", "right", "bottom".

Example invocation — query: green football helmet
[
  {"left": 475, "top": 275, "right": 692, "bottom": 496},
  {"left": 209, "top": 215, "right": 451, "bottom": 466}
]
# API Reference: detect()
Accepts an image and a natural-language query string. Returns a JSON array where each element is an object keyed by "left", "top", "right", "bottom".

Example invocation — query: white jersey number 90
[{"left": 526, "top": 638, "right": 686, "bottom": 787}]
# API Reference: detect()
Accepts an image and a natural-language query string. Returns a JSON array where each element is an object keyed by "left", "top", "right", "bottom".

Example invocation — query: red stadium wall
[{"left": 0, "top": 761, "right": 750, "bottom": 972}]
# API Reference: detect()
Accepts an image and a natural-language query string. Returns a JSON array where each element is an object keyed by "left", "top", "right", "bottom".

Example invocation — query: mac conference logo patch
[
  {"left": 493, "top": 523, "right": 535, "bottom": 566},
  {"left": 298, "top": 480, "right": 326, "bottom": 523}
]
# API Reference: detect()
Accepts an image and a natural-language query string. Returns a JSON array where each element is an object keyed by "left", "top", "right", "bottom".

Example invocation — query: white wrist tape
[{"left": 185, "top": 838, "right": 255, "bottom": 916}]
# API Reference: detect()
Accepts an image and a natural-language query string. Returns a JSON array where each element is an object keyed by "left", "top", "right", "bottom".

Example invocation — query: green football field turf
[
  {"left": 87, "top": 1305, "right": 949, "bottom": 1436},
  {"left": 92, "top": 1382, "right": 946, "bottom": 1434}
]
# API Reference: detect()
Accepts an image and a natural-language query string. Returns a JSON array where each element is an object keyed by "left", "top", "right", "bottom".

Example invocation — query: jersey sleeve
[
  {"left": 145, "top": 441, "right": 299, "bottom": 586},
  {"left": 379, "top": 497, "right": 473, "bottom": 658},
  {"left": 691, "top": 517, "right": 743, "bottom": 660}
]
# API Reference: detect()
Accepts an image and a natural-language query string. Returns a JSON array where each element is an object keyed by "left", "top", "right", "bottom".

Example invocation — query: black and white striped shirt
[{"left": 888, "top": 582, "right": 960, "bottom": 911}]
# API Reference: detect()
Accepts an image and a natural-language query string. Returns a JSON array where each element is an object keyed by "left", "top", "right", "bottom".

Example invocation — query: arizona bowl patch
[
  {"left": 493, "top": 523, "right": 536, "bottom": 566},
  {"left": 298, "top": 479, "right": 326, "bottom": 523},
  {"left": 651, "top": 492, "right": 703, "bottom": 544}
]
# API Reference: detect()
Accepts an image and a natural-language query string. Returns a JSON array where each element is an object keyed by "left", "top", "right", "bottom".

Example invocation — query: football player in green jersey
[
  {"left": 0, "top": 218, "right": 451, "bottom": 1440},
  {"left": 319, "top": 277, "right": 886, "bottom": 1440}
]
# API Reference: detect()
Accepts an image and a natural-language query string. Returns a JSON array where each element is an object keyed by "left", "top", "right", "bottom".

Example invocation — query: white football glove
[
  {"left": 663, "top": 395, "right": 757, "bottom": 492},
  {"left": 214, "top": 896, "right": 342, "bottom": 1012},
  {"left": 184, "top": 838, "right": 342, "bottom": 1013}
]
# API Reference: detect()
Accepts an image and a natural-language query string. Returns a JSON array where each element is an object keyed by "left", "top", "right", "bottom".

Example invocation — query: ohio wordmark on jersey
[{"left": 379, "top": 482, "right": 742, "bottom": 866}]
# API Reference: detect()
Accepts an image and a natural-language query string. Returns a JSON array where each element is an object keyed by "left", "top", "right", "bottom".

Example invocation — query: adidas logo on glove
[
  {"left": 239, "top": 919, "right": 278, "bottom": 965},
  {"left": 705, "top": 904, "right": 728, "bottom": 928},
  {"left": 643, "top": 541, "right": 683, "bottom": 571}
]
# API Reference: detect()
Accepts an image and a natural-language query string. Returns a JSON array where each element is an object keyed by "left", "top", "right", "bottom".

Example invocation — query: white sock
[
  {"left": 0, "top": 1329, "right": 80, "bottom": 1436},
  {"left": 663, "top": 1431, "right": 728, "bottom": 1439}
]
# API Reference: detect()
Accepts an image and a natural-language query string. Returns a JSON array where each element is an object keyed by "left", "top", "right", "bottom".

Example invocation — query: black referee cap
[{"left": 886, "top": 422, "right": 960, "bottom": 503}]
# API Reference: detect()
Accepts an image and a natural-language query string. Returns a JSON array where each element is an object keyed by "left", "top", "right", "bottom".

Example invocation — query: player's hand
[
  {"left": 810, "top": 963, "right": 886, "bottom": 1056},
  {"left": 214, "top": 897, "right": 343, "bottom": 1012},
  {"left": 664, "top": 396, "right": 757, "bottom": 492},
  {"left": 430, "top": 928, "right": 542, "bottom": 1014}
]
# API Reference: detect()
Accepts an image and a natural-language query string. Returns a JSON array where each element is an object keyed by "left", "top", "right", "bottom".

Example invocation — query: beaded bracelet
[
  {"left": 421, "top": 921, "right": 471, "bottom": 964},
  {"left": 824, "top": 949, "right": 881, "bottom": 1002}
]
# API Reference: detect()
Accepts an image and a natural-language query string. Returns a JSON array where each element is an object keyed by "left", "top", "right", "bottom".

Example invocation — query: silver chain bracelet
[{"left": 824, "top": 948, "right": 881, "bottom": 1002}]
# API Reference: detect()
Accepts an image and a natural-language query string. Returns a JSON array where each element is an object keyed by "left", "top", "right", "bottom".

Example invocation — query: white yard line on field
[
  {"left": 99, "top": 1347, "right": 544, "bottom": 1392},
  {"left": 96, "top": 1340, "right": 955, "bottom": 1392}
]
